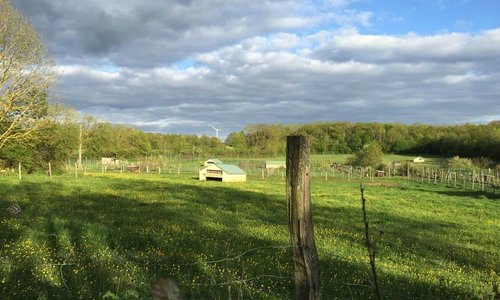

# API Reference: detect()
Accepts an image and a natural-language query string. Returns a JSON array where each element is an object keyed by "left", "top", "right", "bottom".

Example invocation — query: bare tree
[{"left": 0, "top": 0, "right": 55, "bottom": 149}]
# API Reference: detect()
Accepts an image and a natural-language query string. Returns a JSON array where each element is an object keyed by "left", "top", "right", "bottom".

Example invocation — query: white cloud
[
  {"left": 314, "top": 28, "right": 500, "bottom": 63},
  {"left": 13, "top": 0, "right": 500, "bottom": 135}
]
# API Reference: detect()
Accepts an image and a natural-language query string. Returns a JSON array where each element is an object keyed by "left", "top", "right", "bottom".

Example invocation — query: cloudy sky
[{"left": 13, "top": 0, "right": 500, "bottom": 138}]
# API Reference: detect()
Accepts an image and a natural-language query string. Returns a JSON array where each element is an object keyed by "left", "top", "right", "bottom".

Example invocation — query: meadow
[{"left": 0, "top": 166, "right": 499, "bottom": 299}]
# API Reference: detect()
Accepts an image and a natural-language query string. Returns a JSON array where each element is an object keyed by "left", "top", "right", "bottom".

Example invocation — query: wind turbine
[{"left": 208, "top": 124, "right": 219, "bottom": 139}]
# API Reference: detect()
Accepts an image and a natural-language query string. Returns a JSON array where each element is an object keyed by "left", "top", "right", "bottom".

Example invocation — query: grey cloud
[
  {"left": 12, "top": 1, "right": 500, "bottom": 136},
  {"left": 55, "top": 41, "right": 500, "bottom": 136},
  {"left": 13, "top": 0, "right": 316, "bottom": 67}
]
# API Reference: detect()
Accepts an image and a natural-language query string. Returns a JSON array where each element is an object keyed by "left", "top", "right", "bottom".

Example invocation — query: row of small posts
[
  {"left": 412, "top": 167, "right": 499, "bottom": 192},
  {"left": 15, "top": 162, "right": 200, "bottom": 180},
  {"left": 15, "top": 162, "right": 52, "bottom": 180},
  {"left": 101, "top": 164, "right": 199, "bottom": 176}
]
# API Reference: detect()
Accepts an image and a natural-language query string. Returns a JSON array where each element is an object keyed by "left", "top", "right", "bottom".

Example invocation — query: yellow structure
[{"left": 199, "top": 163, "right": 246, "bottom": 182}]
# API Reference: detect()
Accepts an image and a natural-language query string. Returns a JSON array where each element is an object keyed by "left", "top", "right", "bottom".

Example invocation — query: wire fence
[{"left": 4, "top": 156, "right": 499, "bottom": 194}]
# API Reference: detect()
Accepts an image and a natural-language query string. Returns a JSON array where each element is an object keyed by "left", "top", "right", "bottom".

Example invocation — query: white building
[{"left": 199, "top": 163, "right": 246, "bottom": 182}]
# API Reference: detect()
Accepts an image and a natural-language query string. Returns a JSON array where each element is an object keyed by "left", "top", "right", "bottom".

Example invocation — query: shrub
[
  {"left": 444, "top": 156, "right": 474, "bottom": 171},
  {"left": 348, "top": 142, "right": 385, "bottom": 168}
]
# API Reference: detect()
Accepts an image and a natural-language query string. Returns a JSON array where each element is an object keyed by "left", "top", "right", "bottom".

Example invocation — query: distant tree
[
  {"left": 348, "top": 141, "right": 384, "bottom": 168},
  {"left": 0, "top": 0, "right": 55, "bottom": 149},
  {"left": 225, "top": 131, "right": 248, "bottom": 153},
  {"left": 444, "top": 156, "right": 474, "bottom": 171},
  {"left": 245, "top": 124, "right": 287, "bottom": 155}
]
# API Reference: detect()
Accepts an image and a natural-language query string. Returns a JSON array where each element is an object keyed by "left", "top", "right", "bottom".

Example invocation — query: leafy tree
[
  {"left": 348, "top": 141, "right": 385, "bottom": 168},
  {"left": 225, "top": 131, "right": 248, "bottom": 153},
  {"left": 0, "top": 0, "right": 55, "bottom": 148},
  {"left": 245, "top": 124, "right": 287, "bottom": 156},
  {"left": 444, "top": 156, "right": 474, "bottom": 171}
]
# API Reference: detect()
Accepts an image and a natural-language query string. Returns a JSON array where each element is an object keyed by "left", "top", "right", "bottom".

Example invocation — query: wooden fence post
[
  {"left": 18, "top": 162, "right": 22, "bottom": 180},
  {"left": 286, "top": 136, "right": 321, "bottom": 300},
  {"left": 48, "top": 162, "right": 52, "bottom": 178},
  {"left": 481, "top": 169, "right": 485, "bottom": 191},
  {"left": 472, "top": 171, "right": 475, "bottom": 190}
]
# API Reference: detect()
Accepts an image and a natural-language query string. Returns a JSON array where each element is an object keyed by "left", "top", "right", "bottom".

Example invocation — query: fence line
[{"left": 6, "top": 158, "right": 499, "bottom": 194}]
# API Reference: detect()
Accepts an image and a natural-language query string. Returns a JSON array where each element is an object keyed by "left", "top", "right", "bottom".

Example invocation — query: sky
[{"left": 12, "top": 0, "right": 500, "bottom": 138}]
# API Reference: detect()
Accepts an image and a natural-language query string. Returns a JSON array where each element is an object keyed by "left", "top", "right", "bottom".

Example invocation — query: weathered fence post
[
  {"left": 18, "top": 162, "right": 22, "bottom": 180},
  {"left": 472, "top": 171, "right": 475, "bottom": 190},
  {"left": 286, "top": 136, "right": 321, "bottom": 300},
  {"left": 481, "top": 169, "right": 485, "bottom": 191},
  {"left": 48, "top": 162, "right": 52, "bottom": 178}
]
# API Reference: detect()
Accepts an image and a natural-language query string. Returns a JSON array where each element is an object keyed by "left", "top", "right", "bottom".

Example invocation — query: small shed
[
  {"left": 199, "top": 163, "right": 246, "bottom": 182},
  {"left": 204, "top": 158, "right": 223, "bottom": 166},
  {"left": 265, "top": 161, "right": 286, "bottom": 170},
  {"left": 413, "top": 156, "right": 425, "bottom": 163},
  {"left": 127, "top": 165, "right": 140, "bottom": 172}
]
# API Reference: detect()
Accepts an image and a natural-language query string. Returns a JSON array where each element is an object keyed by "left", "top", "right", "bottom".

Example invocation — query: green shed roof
[
  {"left": 206, "top": 158, "right": 223, "bottom": 164},
  {"left": 215, "top": 164, "right": 246, "bottom": 174}
]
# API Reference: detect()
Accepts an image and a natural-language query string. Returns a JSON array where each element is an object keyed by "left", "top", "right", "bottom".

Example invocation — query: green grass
[{"left": 0, "top": 172, "right": 498, "bottom": 299}]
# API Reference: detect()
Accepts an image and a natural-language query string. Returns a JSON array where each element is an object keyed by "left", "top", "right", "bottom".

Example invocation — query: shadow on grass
[
  {"left": 315, "top": 200, "right": 498, "bottom": 271},
  {"left": 402, "top": 182, "right": 500, "bottom": 200},
  {"left": 0, "top": 176, "right": 497, "bottom": 299},
  {"left": 435, "top": 190, "right": 500, "bottom": 200}
]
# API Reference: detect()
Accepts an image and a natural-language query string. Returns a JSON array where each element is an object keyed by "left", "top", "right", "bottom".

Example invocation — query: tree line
[
  {"left": 228, "top": 122, "right": 500, "bottom": 160},
  {"left": 1, "top": 108, "right": 498, "bottom": 173},
  {"left": 0, "top": 105, "right": 228, "bottom": 172}
]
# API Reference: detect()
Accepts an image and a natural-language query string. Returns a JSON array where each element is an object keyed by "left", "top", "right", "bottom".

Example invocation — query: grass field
[{"left": 0, "top": 171, "right": 498, "bottom": 299}]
